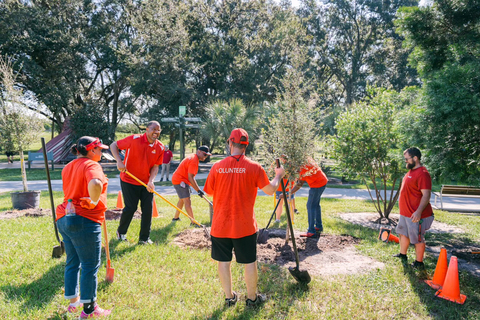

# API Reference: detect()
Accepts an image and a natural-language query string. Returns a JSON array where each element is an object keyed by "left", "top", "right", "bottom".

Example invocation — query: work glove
[
  {"left": 79, "top": 197, "right": 99, "bottom": 210},
  {"left": 197, "top": 190, "right": 205, "bottom": 198}
]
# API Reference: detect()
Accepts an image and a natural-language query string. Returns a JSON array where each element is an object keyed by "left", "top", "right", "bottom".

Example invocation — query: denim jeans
[
  {"left": 306, "top": 185, "right": 326, "bottom": 234},
  {"left": 57, "top": 215, "right": 102, "bottom": 303}
]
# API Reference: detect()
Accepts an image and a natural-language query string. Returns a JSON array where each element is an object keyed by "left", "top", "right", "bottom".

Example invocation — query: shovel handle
[
  {"left": 125, "top": 170, "right": 203, "bottom": 227},
  {"left": 276, "top": 159, "right": 301, "bottom": 269}
]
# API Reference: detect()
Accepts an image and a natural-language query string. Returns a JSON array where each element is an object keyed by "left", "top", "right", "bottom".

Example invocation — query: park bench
[
  {"left": 432, "top": 185, "right": 480, "bottom": 210},
  {"left": 28, "top": 151, "right": 54, "bottom": 170}
]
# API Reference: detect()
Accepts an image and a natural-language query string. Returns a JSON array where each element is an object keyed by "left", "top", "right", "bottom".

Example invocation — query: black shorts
[{"left": 211, "top": 233, "right": 257, "bottom": 264}]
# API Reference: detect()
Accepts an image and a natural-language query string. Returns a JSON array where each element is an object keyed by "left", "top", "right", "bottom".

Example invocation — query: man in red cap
[
  {"left": 110, "top": 121, "right": 165, "bottom": 245},
  {"left": 204, "top": 128, "right": 285, "bottom": 307},
  {"left": 171, "top": 146, "right": 212, "bottom": 224}
]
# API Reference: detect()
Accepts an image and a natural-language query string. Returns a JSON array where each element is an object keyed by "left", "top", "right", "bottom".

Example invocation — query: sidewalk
[{"left": 1, "top": 174, "right": 480, "bottom": 212}]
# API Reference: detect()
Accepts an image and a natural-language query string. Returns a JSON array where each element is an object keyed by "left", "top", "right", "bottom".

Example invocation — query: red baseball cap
[
  {"left": 85, "top": 138, "right": 109, "bottom": 151},
  {"left": 229, "top": 128, "right": 249, "bottom": 145}
]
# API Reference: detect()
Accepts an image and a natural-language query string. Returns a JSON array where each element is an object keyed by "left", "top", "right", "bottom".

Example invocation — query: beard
[{"left": 406, "top": 162, "right": 416, "bottom": 170}]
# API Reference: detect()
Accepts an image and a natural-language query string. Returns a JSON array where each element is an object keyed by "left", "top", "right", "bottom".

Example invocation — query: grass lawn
[
  {"left": 0, "top": 194, "right": 479, "bottom": 319},
  {"left": 0, "top": 168, "right": 120, "bottom": 181}
]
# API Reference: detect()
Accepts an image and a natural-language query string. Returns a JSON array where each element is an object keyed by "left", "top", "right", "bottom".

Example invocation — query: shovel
[
  {"left": 42, "top": 138, "right": 65, "bottom": 258},
  {"left": 257, "top": 198, "right": 282, "bottom": 244},
  {"left": 276, "top": 159, "right": 311, "bottom": 284},
  {"left": 103, "top": 221, "right": 115, "bottom": 283},
  {"left": 200, "top": 195, "right": 214, "bottom": 224},
  {"left": 125, "top": 170, "right": 211, "bottom": 239}
]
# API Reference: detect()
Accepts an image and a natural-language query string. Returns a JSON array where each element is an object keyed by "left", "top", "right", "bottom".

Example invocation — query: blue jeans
[
  {"left": 306, "top": 185, "right": 326, "bottom": 234},
  {"left": 57, "top": 215, "right": 102, "bottom": 303}
]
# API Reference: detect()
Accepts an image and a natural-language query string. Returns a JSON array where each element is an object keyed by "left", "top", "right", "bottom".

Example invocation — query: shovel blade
[
  {"left": 257, "top": 229, "right": 269, "bottom": 244},
  {"left": 288, "top": 266, "right": 311, "bottom": 284},
  {"left": 52, "top": 242, "right": 65, "bottom": 258},
  {"left": 106, "top": 267, "right": 115, "bottom": 283}
]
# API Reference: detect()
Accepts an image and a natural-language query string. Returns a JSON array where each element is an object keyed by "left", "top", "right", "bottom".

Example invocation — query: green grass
[{"left": 0, "top": 194, "right": 479, "bottom": 319}]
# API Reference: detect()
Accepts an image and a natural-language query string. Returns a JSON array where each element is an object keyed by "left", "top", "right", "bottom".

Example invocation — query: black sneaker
[
  {"left": 166, "top": 178, "right": 169, "bottom": 181},
  {"left": 116, "top": 231, "right": 127, "bottom": 242},
  {"left": 393, "top": 253, "right": 407, "bottom": 261},
  {"left": 411, "top": 260, "right": 425, "bottom": 270},
  {"left": 246, "top": 294, "right": 267, "bottom": 307},
  {"left": 138, "top": 238, "right": 153, "bottom": 245},
  {"left": 225, "top": 292, "right": 238, "bottom": 307},
  {"left": 294, "top": 209, "right": 299, "bottom": 214},
  {"left": 160, "top": 178, "right": 163, "bottom": 182},
  {"left": 172, "top": 217, "right": 180, "bottom": 221}
]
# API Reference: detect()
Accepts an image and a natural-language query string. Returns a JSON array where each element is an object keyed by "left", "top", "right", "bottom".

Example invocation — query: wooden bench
[
  {"left": 432, "top": 185, "right": 480, "bottom": 210},
  {"left": 28, "top": 151, "right": 54, "bottom": 170}
]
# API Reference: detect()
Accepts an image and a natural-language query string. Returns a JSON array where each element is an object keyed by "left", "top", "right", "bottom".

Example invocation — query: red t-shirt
[
  {"left": 277, "top": 178, "right": 294, "bottom": 192},
  {"left": 299, "top": 164, "right": 328, "bottom": 188},
  {"left": 117, "top": 133, "right": 165, "bottom": 185},
  {"left": 171, "top": 154, "right": 199, "bottom": 186},
  {"left": 204, "top": 155, "right": 270, "bottom": 239},
  {"left": 56, "top": 158, "right": 108, "bottom": 224},
  {"left": 399, "top": 166, "right": 433, "bottom": 219},
  {"left": 163, "top": 150, "right": 173, "bottom": 164}
]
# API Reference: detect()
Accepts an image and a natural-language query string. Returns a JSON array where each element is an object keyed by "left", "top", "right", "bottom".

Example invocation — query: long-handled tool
[
  {"left": 257, "top": 198, "right": 282, "bottom": 244},
  {"left": 125, "top": 170, "right": 210, "bottom": 239},
  {"left": 200, "top": 195, "right": 214, "bottom": 224},
  {"left": 41, "top": 138, "right": 65, "bottom": 258},
  {"left": 103, "top": 221, "right": 115, "bottom": 283},
  {"left": 277, "top": 159, "right": 311, "bottom": 284}
]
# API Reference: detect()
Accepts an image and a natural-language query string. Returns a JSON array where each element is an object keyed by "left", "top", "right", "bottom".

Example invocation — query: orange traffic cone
[
  {"left": 435, "top": 256, "right": 467, "bottom": 304},
  {"left": 425, "top": 248, "right": 448, "bottom": 289},
  {"left": 152, "top": 200, "right": 159, "bottom": 218},
  {"left": 379, "top": 228, "right": 399, "bottom": 243},
  {"left": 115, "top": 191, "right": 124, "bottom": 210}
]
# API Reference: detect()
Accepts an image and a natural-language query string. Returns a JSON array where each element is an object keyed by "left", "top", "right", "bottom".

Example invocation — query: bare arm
[
  {"left": 261, "top": 167, "right": 285, "bottom": 195},
  {"left": 110, "top": 141, "right": 126, "bottom": 172},
  {"left": 88, "top": 178, "right": 103, "bottom": 203},
  {"left": 188, "top": 172, "right": 201, "bottom": 192},
  {"left": 146, "top": 165, "right": 159, "bottom": 192},
  {"left": 411, "top": 189, "right": 431, "bottom": 223}
]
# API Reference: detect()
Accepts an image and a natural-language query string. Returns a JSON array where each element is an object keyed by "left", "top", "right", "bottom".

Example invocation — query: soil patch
[
  {"left": 173, "top": 228, "right": 385, "bottom": 277},
  {"left": 339, "top": 212, "right": 480, "bottom": 275}
]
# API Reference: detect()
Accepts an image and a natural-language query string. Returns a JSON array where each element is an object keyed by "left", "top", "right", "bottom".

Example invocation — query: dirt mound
[
  {"left": 0, "top": 208, "right": 50, "bottom": 219},
  {"left": 173, "top": 228, "right": 385, "bottom": 277}
]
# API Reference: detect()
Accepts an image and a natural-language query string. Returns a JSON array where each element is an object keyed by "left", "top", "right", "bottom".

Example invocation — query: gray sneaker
[
  {"left": 246, "top": 294, "right": 267, "bottom": 307},
  {"left": 138, "top": 238, "right": 153, "bottom": 245},
  {"left": 116, "top": 231, "right": 127, "bottom": 242},
  {"left": 225, "top": 292, "right": 238, "bottom": 307}
]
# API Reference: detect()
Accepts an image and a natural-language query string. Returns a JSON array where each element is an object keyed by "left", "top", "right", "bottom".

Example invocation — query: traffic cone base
[
  {"left": 379, "top": 228, "right": 399, "bottom": 243},
  {"left": 115, "top": 191, "right": 124, "bottom": 210},
  {"left": 152, "top": 200, "right": 159, "bottom": 218},
  {"left": 425, "top": 248, "right": 448, "bottom": 290},
  {"left": 434, "top": 256, "right": 467, "bottom": 305}
]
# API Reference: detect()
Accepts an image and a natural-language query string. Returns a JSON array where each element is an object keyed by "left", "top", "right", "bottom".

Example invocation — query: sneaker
[
  {"left": 138, "top": 238, "right": 153, "bottom": 245},
  {"left": 300, "top": 232, "right": 316, "bottom": 238},
  {"left": 275, "top": 219, "right": 281, "bottom": 223},
  {"left": 315, "top": 227, "right": 322, "bottom": 233},
  {"left": 225, "top": 291, "right": 238, "bottom": 307},
  {"left": 172, "top": 217, "right": 180, "bottom": 221},
  {"left": 294, "top": 209, "right": 299, "bottom": 214},
  {"left": 67, "top": 303, "right": 83, "bottom": 313},
  {"left": 166, "top": 178, "right": 169, "bottom": 181},
  {"left": 393, "top": 253, "right": 408, "bottom": 261},
  {"left": 246, "top": 294, "right": 267, "bottom": 307},
  {"left": 79, "top": 305, "right": 111, "bottom": 318},
  {"left": 411, "top": 260, "right": 425, "bottom": 270},
  {"left": 160, "top": 178, "right": 163, "bottom": 182},
  {"left": 116, "top": 231, "right": 127, "bottom": 242}
]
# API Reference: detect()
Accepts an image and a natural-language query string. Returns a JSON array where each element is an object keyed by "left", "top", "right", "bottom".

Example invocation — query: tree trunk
[{"left": 19, "top": 150, "right": 28, "bottom": 192}]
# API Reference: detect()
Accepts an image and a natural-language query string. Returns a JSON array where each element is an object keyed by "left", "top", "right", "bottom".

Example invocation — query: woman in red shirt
[{"left": 56, "top": 136, "right": 112, "bottom": 318}]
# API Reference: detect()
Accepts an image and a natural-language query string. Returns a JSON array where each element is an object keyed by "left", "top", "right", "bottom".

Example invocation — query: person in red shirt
[
  {"left": 110, "top": 121, "right": 165, "bottom": 245},
  {"left": 204, "top": 128, "right": 285, "bottom": 307},
  {"left": 287, "top": 158, "right": 328, "bottom": 238},
  {"left": 159, "top": 145, "right": 173, "bottom": 181},
  {"left": 394, "top": 147, "right": 434, "bottom": 270},
  {"left": 55, "top": 136, "right": 111, "bottom": 318},
  {"left": 171, "top": 146, "right": 211, "bottom": 223}
]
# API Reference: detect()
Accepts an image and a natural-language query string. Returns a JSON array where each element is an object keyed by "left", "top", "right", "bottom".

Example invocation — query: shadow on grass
[
  {"left": 196, "top": 263, "right": 311, "bottom": 320},
  {"left": 0, "top": 263, "right": 65, "bottom": 313}
]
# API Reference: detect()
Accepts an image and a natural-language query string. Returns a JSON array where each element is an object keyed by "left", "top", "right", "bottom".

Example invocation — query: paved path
[{"left": 2, "top": 174, "right": 479, "bottom": 212}]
